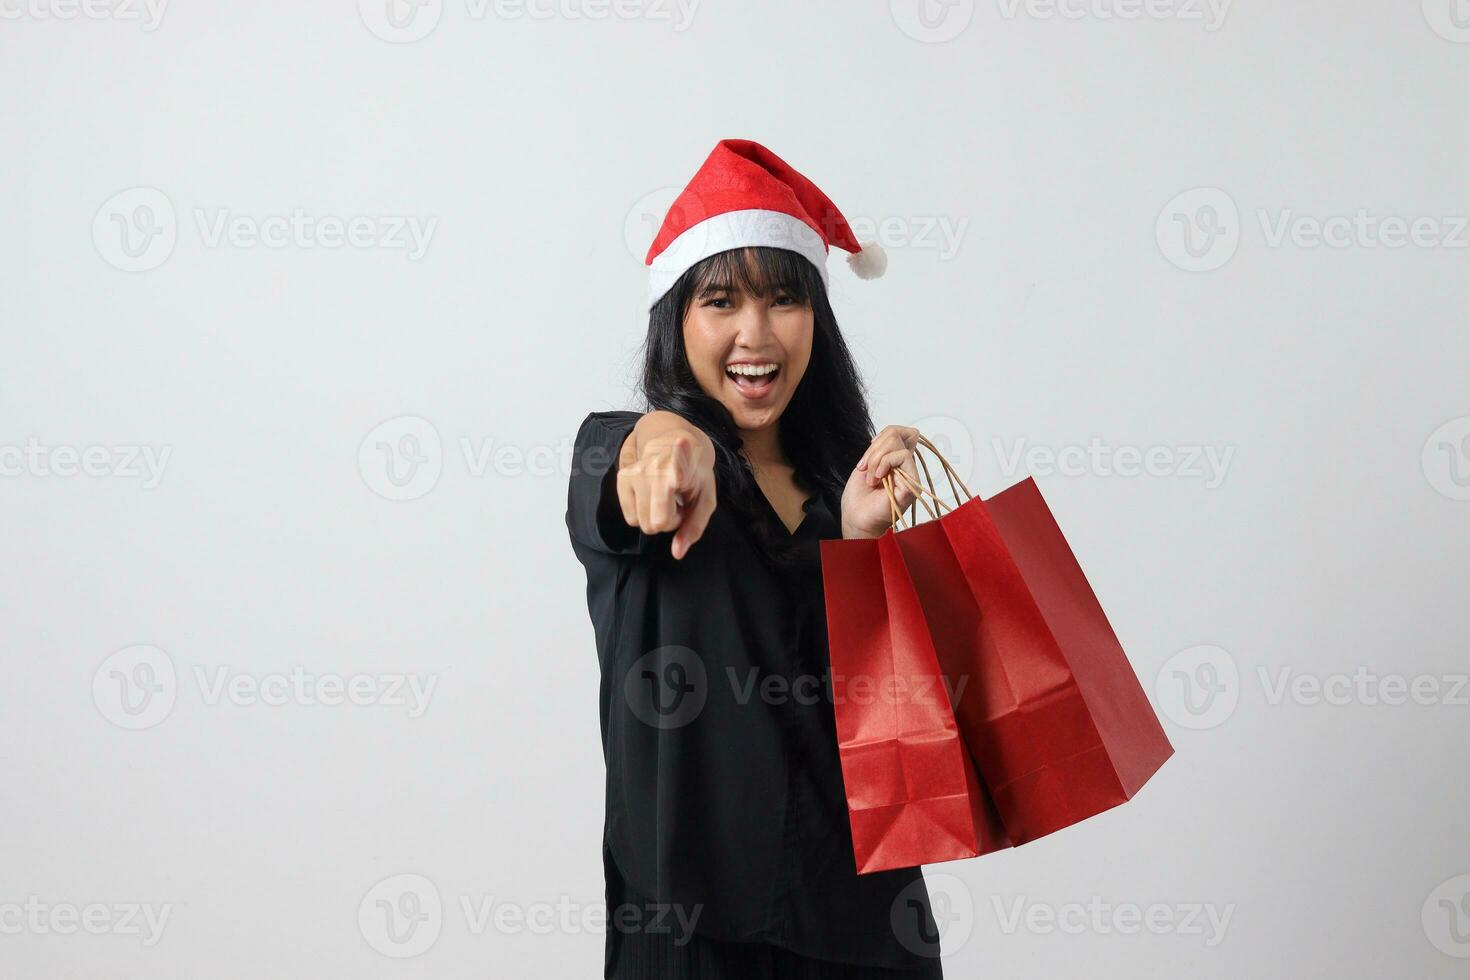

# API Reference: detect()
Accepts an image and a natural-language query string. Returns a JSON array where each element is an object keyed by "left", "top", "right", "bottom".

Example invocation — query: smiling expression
[{"left": 681, "top": 252, "right": 814, "bottom": 433}]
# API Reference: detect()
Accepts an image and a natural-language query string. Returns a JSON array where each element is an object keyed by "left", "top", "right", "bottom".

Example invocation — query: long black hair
[{"left": 638, "top": 246, "right": 875, "bottom": 564}]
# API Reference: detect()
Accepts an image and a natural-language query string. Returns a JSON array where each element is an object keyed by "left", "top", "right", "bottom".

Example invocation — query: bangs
[{"left": 685, "top": 247, "right": 814, "bottom": 305}]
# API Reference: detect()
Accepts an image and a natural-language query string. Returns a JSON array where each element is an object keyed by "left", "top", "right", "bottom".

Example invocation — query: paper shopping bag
[
  {"left": 891, "top": 443, "right": 1174, "bottom": 845},
  {"left": 819, "top": 530, "right": 1012, "bottom": 874}
]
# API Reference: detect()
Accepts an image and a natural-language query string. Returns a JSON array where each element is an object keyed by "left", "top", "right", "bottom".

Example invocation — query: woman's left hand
[{"left": 840, "top": 425, "right": 922, "bottom": 539}]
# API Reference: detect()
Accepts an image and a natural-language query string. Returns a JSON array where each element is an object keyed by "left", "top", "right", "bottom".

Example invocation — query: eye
[
  {"left": 703, "top": 294, "right": 733, "bottom": 309},
  {"left": 773, "top": 293, "right": 796, "bottom": 307}
]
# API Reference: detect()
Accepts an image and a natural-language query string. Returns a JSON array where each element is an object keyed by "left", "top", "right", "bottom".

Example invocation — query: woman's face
[{"left": 681, "top": 273, "right": 814, "bottom": 434}]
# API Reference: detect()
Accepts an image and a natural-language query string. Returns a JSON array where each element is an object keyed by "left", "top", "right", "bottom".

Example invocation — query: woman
[{"left": 568, "top": 140, "right": 943, "bottom": 978}]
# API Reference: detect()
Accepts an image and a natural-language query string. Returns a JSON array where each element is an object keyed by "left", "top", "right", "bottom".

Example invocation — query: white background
[{"left": 3, "top": 1, "right": 1468, "bottom": 976}]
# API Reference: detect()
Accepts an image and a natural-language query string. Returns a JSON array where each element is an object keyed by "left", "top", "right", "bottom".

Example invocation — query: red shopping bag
[
  {"left": 820, "top": 529, "right": 1012, "bottom": 874},
  {"left": 891, "top": 441, "right": 1174, "bottom": 845}
]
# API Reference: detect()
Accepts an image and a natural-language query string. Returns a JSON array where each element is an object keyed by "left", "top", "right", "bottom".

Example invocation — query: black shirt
[{"left": 566, "top": 410, "right": 942, "bottom": 970}]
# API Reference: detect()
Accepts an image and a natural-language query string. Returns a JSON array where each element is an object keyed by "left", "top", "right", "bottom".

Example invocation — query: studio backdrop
[{"left": 2, "top": 3, "right": 1468, "bottom": 977}]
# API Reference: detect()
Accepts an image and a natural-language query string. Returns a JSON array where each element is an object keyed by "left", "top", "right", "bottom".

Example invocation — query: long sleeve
[
  {"left": 568, "top": 459, "right": 937, "bottom": 967},
  {"left": 566, "top": 410, "right": 651, "bottom": 556}
]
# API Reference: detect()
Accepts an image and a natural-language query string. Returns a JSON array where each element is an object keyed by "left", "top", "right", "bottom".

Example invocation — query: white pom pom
[{"left": 846, "top": 240, "right": 887, "bottom": 280}]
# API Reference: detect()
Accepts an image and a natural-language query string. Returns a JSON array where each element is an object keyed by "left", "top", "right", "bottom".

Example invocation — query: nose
[{"left": 731, "top": 302, "right": 776, "bottom": 349}]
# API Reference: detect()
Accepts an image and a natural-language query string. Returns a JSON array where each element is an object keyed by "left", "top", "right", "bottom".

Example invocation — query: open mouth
[{"left": 725, "top": 362, "right": 780, "bottom": 398}]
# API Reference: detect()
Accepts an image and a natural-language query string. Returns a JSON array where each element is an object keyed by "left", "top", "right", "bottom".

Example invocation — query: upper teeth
[{"left": 728, "top": 363, "right": 778, "bottom": 376}]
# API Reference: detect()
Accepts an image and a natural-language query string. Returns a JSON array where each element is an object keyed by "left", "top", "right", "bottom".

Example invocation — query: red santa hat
[{"left": 644, "top": 138, "right": 887, "bottom": 309}]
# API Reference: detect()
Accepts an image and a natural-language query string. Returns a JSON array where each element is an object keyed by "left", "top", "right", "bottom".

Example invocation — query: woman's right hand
[{"left": 616, "top": 411, "right": 717, "bottom": 560}]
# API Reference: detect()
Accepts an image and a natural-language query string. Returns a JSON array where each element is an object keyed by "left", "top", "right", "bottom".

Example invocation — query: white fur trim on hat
[{"left": 647, "top": 209, "right": 830, "bottom": 310}]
